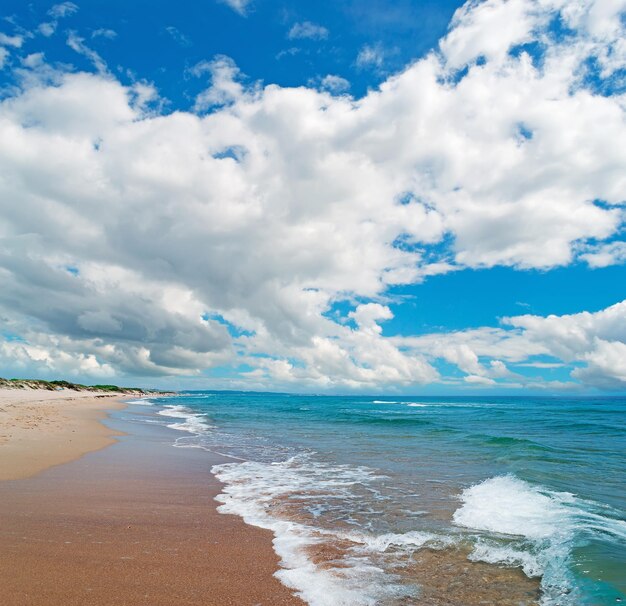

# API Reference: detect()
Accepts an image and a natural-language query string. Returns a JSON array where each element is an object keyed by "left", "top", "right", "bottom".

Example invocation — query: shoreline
[{"left": 0, "top": 393, "right": 304, "bottom": 605}]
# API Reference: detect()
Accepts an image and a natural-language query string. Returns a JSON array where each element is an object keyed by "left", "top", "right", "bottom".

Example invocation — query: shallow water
[{"left": 143, "top": 393, "right": 626, "bottom": 605}]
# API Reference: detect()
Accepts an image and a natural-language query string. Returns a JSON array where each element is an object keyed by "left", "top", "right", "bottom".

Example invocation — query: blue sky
[
  {"left": 2, "top": 0, "right": 462, "bottom": 99},
  {"left": 0, "top": 0, "right": 625, "bottom": 393}
]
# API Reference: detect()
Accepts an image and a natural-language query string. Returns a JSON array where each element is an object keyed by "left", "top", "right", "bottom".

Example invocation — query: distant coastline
[
  {"left": 0, "top": 376, "right": 178, "bottom": 480},
  {"left": 0, "top": 376, "right": 174, "bottom": 396}
]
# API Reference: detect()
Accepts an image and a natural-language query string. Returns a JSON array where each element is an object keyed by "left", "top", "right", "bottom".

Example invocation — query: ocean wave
[
  {"left": 212, "top": 455, "right": 453, "bottom": 606},
  {"left": 371, "top": 400, "right": 429, "bottom": 407},
  {"left": 344, "top": 529, "right": 456, "bottom": 553},
  {"left": 453, "top": 475, "right": 626, "bottom": 605},
  {"left": 335, "top": 413, "right": 433, "bottom": 427},
  {"left": 372, "top": 400, "right": 493, "bottom": 409},
  {"left": 472, "top": 434, "right": 558, "bottom": 453},
  {"left": 124, "top": 398, "right": 155, "bottom": 405},
  {"left": 156, "top": 404, "right": 214, "bottom": 434}
]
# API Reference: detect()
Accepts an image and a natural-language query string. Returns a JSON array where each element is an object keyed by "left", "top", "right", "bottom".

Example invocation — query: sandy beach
[
  {"left": 0, "top": 390, "right": 304, "bottom": 605},
  {"left": 0, "top": 388, "right": 127, "bottom": 481}
]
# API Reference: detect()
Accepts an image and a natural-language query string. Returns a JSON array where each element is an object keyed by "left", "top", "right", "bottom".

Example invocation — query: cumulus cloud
[
  {"left": 0, "top": 0, "right": 624, "bottom": 389},
  {"left": 440, "top": 0, "right": 539, "bottom": 69},
  {"left": 288, "top": 21, "right": 329, "bottom": 41},
  {"left": 191, "top": 55, "right": 245, "bottom": 110},
  {"left": 504, "top": 301, "right": 626, "bottom": 360},
  {"left": 398, "top": 300, "right": 626, "bottom": 390},
  {"left": 504, "top": 301, "right": 626, "bottom": 389},
  {"left": 580, "top": 241, "right": 626, "bottom": 267},
  {"left": 573, "top": 340, "right": 626, "bottom": 389}
]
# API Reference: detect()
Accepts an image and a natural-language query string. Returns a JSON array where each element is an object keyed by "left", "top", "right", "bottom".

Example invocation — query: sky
[{"left": 0, "top": 0, "right": 625, "bottom": 394}]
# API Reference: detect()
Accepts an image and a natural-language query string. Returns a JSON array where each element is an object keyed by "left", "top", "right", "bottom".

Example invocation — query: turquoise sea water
[{"left": 138, "top": 393, "right": 626, "bottom": 605}]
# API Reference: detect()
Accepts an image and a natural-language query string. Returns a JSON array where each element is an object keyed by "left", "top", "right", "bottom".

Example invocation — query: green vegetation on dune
[{"left": 0, "top": 377, "right": 169, "bottom": 395}]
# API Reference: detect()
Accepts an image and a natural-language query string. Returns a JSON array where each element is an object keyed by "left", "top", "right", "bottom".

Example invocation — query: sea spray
[{"left": 454, "top": 475, "right": 626, "bottom": 605}]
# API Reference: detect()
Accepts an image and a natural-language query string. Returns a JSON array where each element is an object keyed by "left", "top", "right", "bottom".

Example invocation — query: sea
[{"left": 127, "top": 392, "right": 626, "bottom": 606}]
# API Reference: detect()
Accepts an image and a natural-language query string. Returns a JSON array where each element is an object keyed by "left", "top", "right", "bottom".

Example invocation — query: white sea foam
[
  {"left": 372, "top": 400, "right": 429, "bottom": 406},
  {"left": 157, "top": 404, "right": 214, "bottom": 434},
  {"left": 406, "top": 401, "right": 491, "bottom": 408},
  {"left": 453, "top": 475, "right": 572, "bottom": 540},
  {"left": 125, "top": 398, "right": 155, "bottom": 405},
  {"left": 453, "top": 475, "right": 626, "bottom": 605},
  {"left": 345, "top": 529, "right": 455, "bottom": 554},
  {"left": 468, "top": 539, "right": 543, "bottom": 577},
  {"left": 372, "top": 400, "right": 474, "bottom": 407},
  {"left": 454, "top": 475, "right": 626, "bottom": 543},
  {"left": 212, "top": 456, "right": 450, "bottom": 606}
]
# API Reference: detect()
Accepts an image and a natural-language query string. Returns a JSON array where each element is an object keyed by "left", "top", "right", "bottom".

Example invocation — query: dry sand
[
  {"left": 0, "top": 391, "right": 304, "bottom": 605},
  {"left": 0, "top": 388, "right": 126, "bottom": 480}
]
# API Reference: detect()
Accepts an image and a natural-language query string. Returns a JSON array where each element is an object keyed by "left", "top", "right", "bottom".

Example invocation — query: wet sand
[{"left": 0, "top": 403, "right": 304, "bottom": 605}]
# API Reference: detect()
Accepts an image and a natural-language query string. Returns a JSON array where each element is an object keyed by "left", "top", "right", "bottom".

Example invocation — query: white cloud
[
  {"left": 20, "top": 52, "right": 47, "bottom": 70},
  {"left": 580, "top": 241, "right": 626, "bottom": 267},
  {"left": 503, "top": 301, "right": 626, "bottom": 389},
  {"left": 288, "top": 21, "right": 329, "bottom": 41},
  {"left": 38, "top": 2, "right": 79, "bottom": 37},
  {"left": 0, "top": 0, "right": 624, "bottom": 389},
  {"left": 573, "top": 339, "right": 626, "bottom": 389},
  {"left": 356, "top": 44, "right": 385, "bottom": 69},
  {"left": 66, "top": 31, "right": 107, "bottom": 74},
  {"left": 397, "top": 300, "right": 626, "bottom": 390},
  {"left": 48, "top": 2, "right": 79, "bottom": 19},
  {"left": 0, "top": 47, "right": 8, "bottom": 70},
  {"left": 165, "top": 26, "right": 191, "bottom": 47},
  {"left": 318, "top": 74, "right": 350, "bottom": 93},
  {"left": 0, "top": 33, "right": 23, "bottom": 48},
  {"left": 504, "top": 300, "right": 626, "bottom": 360},
  {"left": 465, "top": 374, "right": 496, "bottom": 385},
  {"left": 92, "top": 28, "right": 117, "bottom": 40},
  {"left": 276, "top": 47, "right": 300, "bottom": 60},
  {"left": 218, "top": 0, "right": 252, "bottom": 17},
  {"left": 349, "top": 303, "right": 393, "bottom": 334},
  {"left": 191, "top": 55, "right": 245, "bottom": 110},
  {"left": 440, "top": 0, "right": 540, "bottom": 69},
  {"left": 38, "top": 22, "right": 57, "bottom": 37},
  {"left": 515, "top": 361, "right": 564, "bottom": 369},
  {"left": 0, "top": 338, "right": 116, "bottom": 379}
]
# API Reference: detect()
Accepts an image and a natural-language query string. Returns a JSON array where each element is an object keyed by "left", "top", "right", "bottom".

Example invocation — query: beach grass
[{"left": 0, "top": 376, "right": 163, "bottom": 394}]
